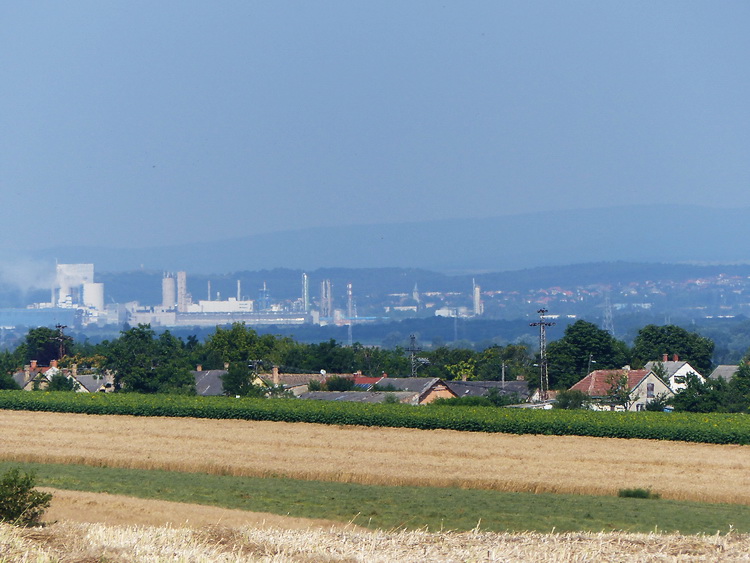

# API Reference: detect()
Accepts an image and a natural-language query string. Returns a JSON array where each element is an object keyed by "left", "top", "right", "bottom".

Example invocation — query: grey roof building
[
  {"left": 191, "top": 369, "right": 227, "bottom": 396},
  {"left": 444, "top": 380, "right": 530, "bottom": 401},
  {"left": 709, "top": 365, "right": 740, "bottom": 381}
]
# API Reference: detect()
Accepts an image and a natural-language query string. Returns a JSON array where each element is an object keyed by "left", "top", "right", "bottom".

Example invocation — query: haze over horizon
[{"left": 3, "top": 2, "right": 749, "bottom": 255}]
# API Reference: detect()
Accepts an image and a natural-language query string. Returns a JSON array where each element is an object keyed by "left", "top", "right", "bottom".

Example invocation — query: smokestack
[
  {"left": 272, "top": 365, "right": 279, "bottom": 386},
  {"left": 208, "top": 280, "right": 211, "bottom": 301},
  {"left": 237, "top": 280, "right": 241, "bottom": 301}
]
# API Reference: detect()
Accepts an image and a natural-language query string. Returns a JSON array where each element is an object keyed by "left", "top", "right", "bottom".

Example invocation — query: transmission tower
[
  {"left": 406, "top": 334, "right": 422, "bottom": 378},
  {"left": 530, "top": 308, "right": 555, "bottom": 401}
]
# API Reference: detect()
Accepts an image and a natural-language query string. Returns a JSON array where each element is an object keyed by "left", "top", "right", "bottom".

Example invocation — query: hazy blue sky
[{"left": 2, "top": 1, "right": 749, "bottom": 251}]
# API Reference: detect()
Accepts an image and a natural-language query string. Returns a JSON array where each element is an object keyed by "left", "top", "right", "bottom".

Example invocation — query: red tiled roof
[
  {"left": 570, "top": 369, "right": 648, "bottom": 397},
  {"left": 353, "top": 376, "right": 384, "bottom": 385}
]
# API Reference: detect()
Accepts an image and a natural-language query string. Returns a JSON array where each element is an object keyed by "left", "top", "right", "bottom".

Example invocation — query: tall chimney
[{"left": 272, "top": 365, "right": 279, "bottom": 386}]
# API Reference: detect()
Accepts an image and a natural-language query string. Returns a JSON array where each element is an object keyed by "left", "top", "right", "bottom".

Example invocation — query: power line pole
[
  {"left": 530, "top": 308, "right": 555, "bottom": 402},
  {"left": 406, "top": 334, "right": 422, "bottom": 378},
  {"left": 54, "top": 324, "right": 69, "bottom": 360}
]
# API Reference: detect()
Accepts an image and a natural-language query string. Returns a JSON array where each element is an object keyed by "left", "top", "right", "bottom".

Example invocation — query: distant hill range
[{"left": 28, "top": 204, "right": 750, "bottom": 274}]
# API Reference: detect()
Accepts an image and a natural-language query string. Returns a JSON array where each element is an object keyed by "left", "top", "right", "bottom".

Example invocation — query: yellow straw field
[{"left": 1, "top": 410, "right": 748, "bottom": 504}]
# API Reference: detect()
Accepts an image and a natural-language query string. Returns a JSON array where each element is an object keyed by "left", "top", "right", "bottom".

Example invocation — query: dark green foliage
[
  {"left": 220, "top": 363, "right": 265, "bottom": 397},
  {"left": 0, "top": 390, "right": 748, "bottom": 445},
  {"left": 102, "top": 325, "right": 195, "bottom": 394},
  {"left": 307, "top": 380, "right": 322, "bottom": 391},
  {"left": 324, "top": 375, "right": 355, "bottom": 391},
  {"left": 633, "top": 324, "right": 714, "bottom": 374},
  {"left": 432, "top": 390, "right": 519, "bottom": 407},
  {"left": 0, "top": 469, "right": 52, "bottom": 526},
  {"left": 669, "top": 372, "right": 750, "bottom": 413},
  {"left": 546, "top": 321, "right": 630, "bottom": 389},
  {"left": 554, "top": 389, "right": 591, "bottom": 410},
  {"left": 19, "top": 327, "right": 63, "bottom": 365},
  {"left": 618, "top": 488, "right": 661, "bottom": 500},
  {"left": 48, "top": 373, "right": 78, "bottom": 392},
  {"left": 644, "top": 393, "right": 671, "bottom": 412}
]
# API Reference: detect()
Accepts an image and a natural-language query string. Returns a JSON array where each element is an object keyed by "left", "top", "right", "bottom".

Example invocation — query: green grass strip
[
  {"left": 2, "top": 460, "right": 749, "bottom": 535},
  {"left": 1, "top": 390, "right": 749, "bottom": 444}
]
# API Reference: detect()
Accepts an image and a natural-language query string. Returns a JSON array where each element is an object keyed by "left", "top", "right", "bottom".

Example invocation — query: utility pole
[
  {"left": 54, "top": 324, "right": 69, "bottom": 360},
  {"left": 530, "top": 309, "right": 555, "bottom": 402},
  {"left": 406, "top": 334, "right": 422, "bottom": 378}
]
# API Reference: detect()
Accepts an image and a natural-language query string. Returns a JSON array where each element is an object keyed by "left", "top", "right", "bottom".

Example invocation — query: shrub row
[{"left": 0, "top": 391, "right": 747, "bottom": 445}]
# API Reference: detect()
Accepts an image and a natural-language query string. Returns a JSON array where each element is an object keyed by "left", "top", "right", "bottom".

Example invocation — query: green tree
[
  {"left": 48, "top": 373, "right": 78, "bottom": 391},
  {"left": 554, "top": 389, "right": 591, "bottom": 410},
  {"left": 445, "top": 358, "right": 477, "bottom": 381},
  {"left": 0, "top": 469, "right": 52, "bottom": 527},
  {"left": 604, "top": 371, "right": 633, "bottom": 410},
  {"left": 103, "top": 325, "right": 195, "bottom": 394},
  {"left": 203, "top": 323, "right": 277, "bottom": 369},
  {"left": 19, "top": 327, "right": 63, "bottom": 365},
  {"left": 220, "top": 363, "right": 265, "bottom": 397},
  {"left": 632, "top": 325, "right": 714, "bottom": 375},
  {"left": 546, "top": 321, "right": 630, "bottom": 389},
  {"left": 324, "top": 375, "right": 355, "bottom": 391}
]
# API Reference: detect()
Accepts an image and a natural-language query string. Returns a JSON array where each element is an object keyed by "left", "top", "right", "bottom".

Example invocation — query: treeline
[
  {"left": 0, "top": 320, "right": 747, "bottom": 413},
  {"left": 0, "top": 323, "right": 538, "bottom": 394}
]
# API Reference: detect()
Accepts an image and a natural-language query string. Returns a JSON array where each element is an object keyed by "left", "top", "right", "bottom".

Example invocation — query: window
[{"left": 647, "top": 383, "right": 655, "bottom": 398}]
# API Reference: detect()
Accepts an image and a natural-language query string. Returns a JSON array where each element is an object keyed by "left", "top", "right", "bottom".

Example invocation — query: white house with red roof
[{"left": 569, "top": 368, "right": 673, "bottom": 411}]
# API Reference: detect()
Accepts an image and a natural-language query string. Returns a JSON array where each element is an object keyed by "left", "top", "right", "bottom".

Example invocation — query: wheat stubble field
[{"left": 1, "top": 409, "right": 749, "bottom": 504}]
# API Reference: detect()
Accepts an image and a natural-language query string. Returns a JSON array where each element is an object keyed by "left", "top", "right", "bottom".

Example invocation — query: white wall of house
[{"left": 629, "top": 372, "right": 674, "bottom": 411}]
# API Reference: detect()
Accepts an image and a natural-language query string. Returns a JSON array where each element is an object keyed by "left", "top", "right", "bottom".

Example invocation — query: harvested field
[
  {"left": 1, "top": 410, "right": 749, "bottom": 504},
  {"left": 6, "top": 519, "right": 750, "bottom": 562}
]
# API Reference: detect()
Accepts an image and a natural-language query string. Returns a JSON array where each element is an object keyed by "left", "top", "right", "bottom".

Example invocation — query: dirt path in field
[
  {"left": 1, "top": 410, "right": 749, "bottom": 504},
  {"left": 40, "top": 488, "right": 352, "bottom": 530}
]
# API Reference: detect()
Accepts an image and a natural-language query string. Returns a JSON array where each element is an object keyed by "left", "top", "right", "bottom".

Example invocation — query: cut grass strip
[{"left": 3, "top": 461, "right": 749, "bottom": 535}]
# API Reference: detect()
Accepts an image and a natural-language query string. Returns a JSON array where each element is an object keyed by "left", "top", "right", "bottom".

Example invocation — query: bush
[
  {"left": 554, "top": 389, "right": 591, "bottom": 410},
  {"left": 618, "top": 488, "right": 660, "bottom": 500},
  {"left": 0, "top": 469, "right": 52, "bottom": 526}
]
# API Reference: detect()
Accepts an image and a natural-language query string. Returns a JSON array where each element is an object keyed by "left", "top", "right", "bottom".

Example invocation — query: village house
[
  {"left": 569, "top": 368, "right": 673, "bottom": 411},
  {"left": 643, "top": 354, "right": 704, "bottom": 392}
]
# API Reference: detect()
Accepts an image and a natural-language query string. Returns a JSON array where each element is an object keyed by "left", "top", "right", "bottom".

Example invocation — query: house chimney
[
  {"left": 272, "top": 365, "right": 279, "bottom": 386},
  {"left": 196, "top": 364, "right": 202, "bottom": 372},
  {"left": 50, "top": 360, "right": 58, "bottom": 368},
  {"left": 673, "top": 353, "right": 679, "bottom": 362},
  {"left": 462, "top": 372, "right": 468, "bottom": 382},
  {"left": 30, "top": 360, "right": 37, "bottom": 370},
  {"left": 224, "top": 362, "right": 229, "bottom": 370},
  {"left": 516, "top": 374, "right": 525, "bottom": 381},
  {"left": 72, "top": 363, "right": 78, "bottom": 377},
  {"left": 662, "top": 354, "right": 668, "bottom": 362}
]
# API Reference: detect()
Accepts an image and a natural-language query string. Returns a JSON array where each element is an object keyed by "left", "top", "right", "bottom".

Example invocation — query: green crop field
[{"left": 0, "top": 390, "right": 748, "bottom": 444}]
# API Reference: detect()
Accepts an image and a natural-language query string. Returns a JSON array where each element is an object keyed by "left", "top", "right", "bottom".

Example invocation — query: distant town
[{"left": 3, "top": 262, "right": 750, "bottom": 336}]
